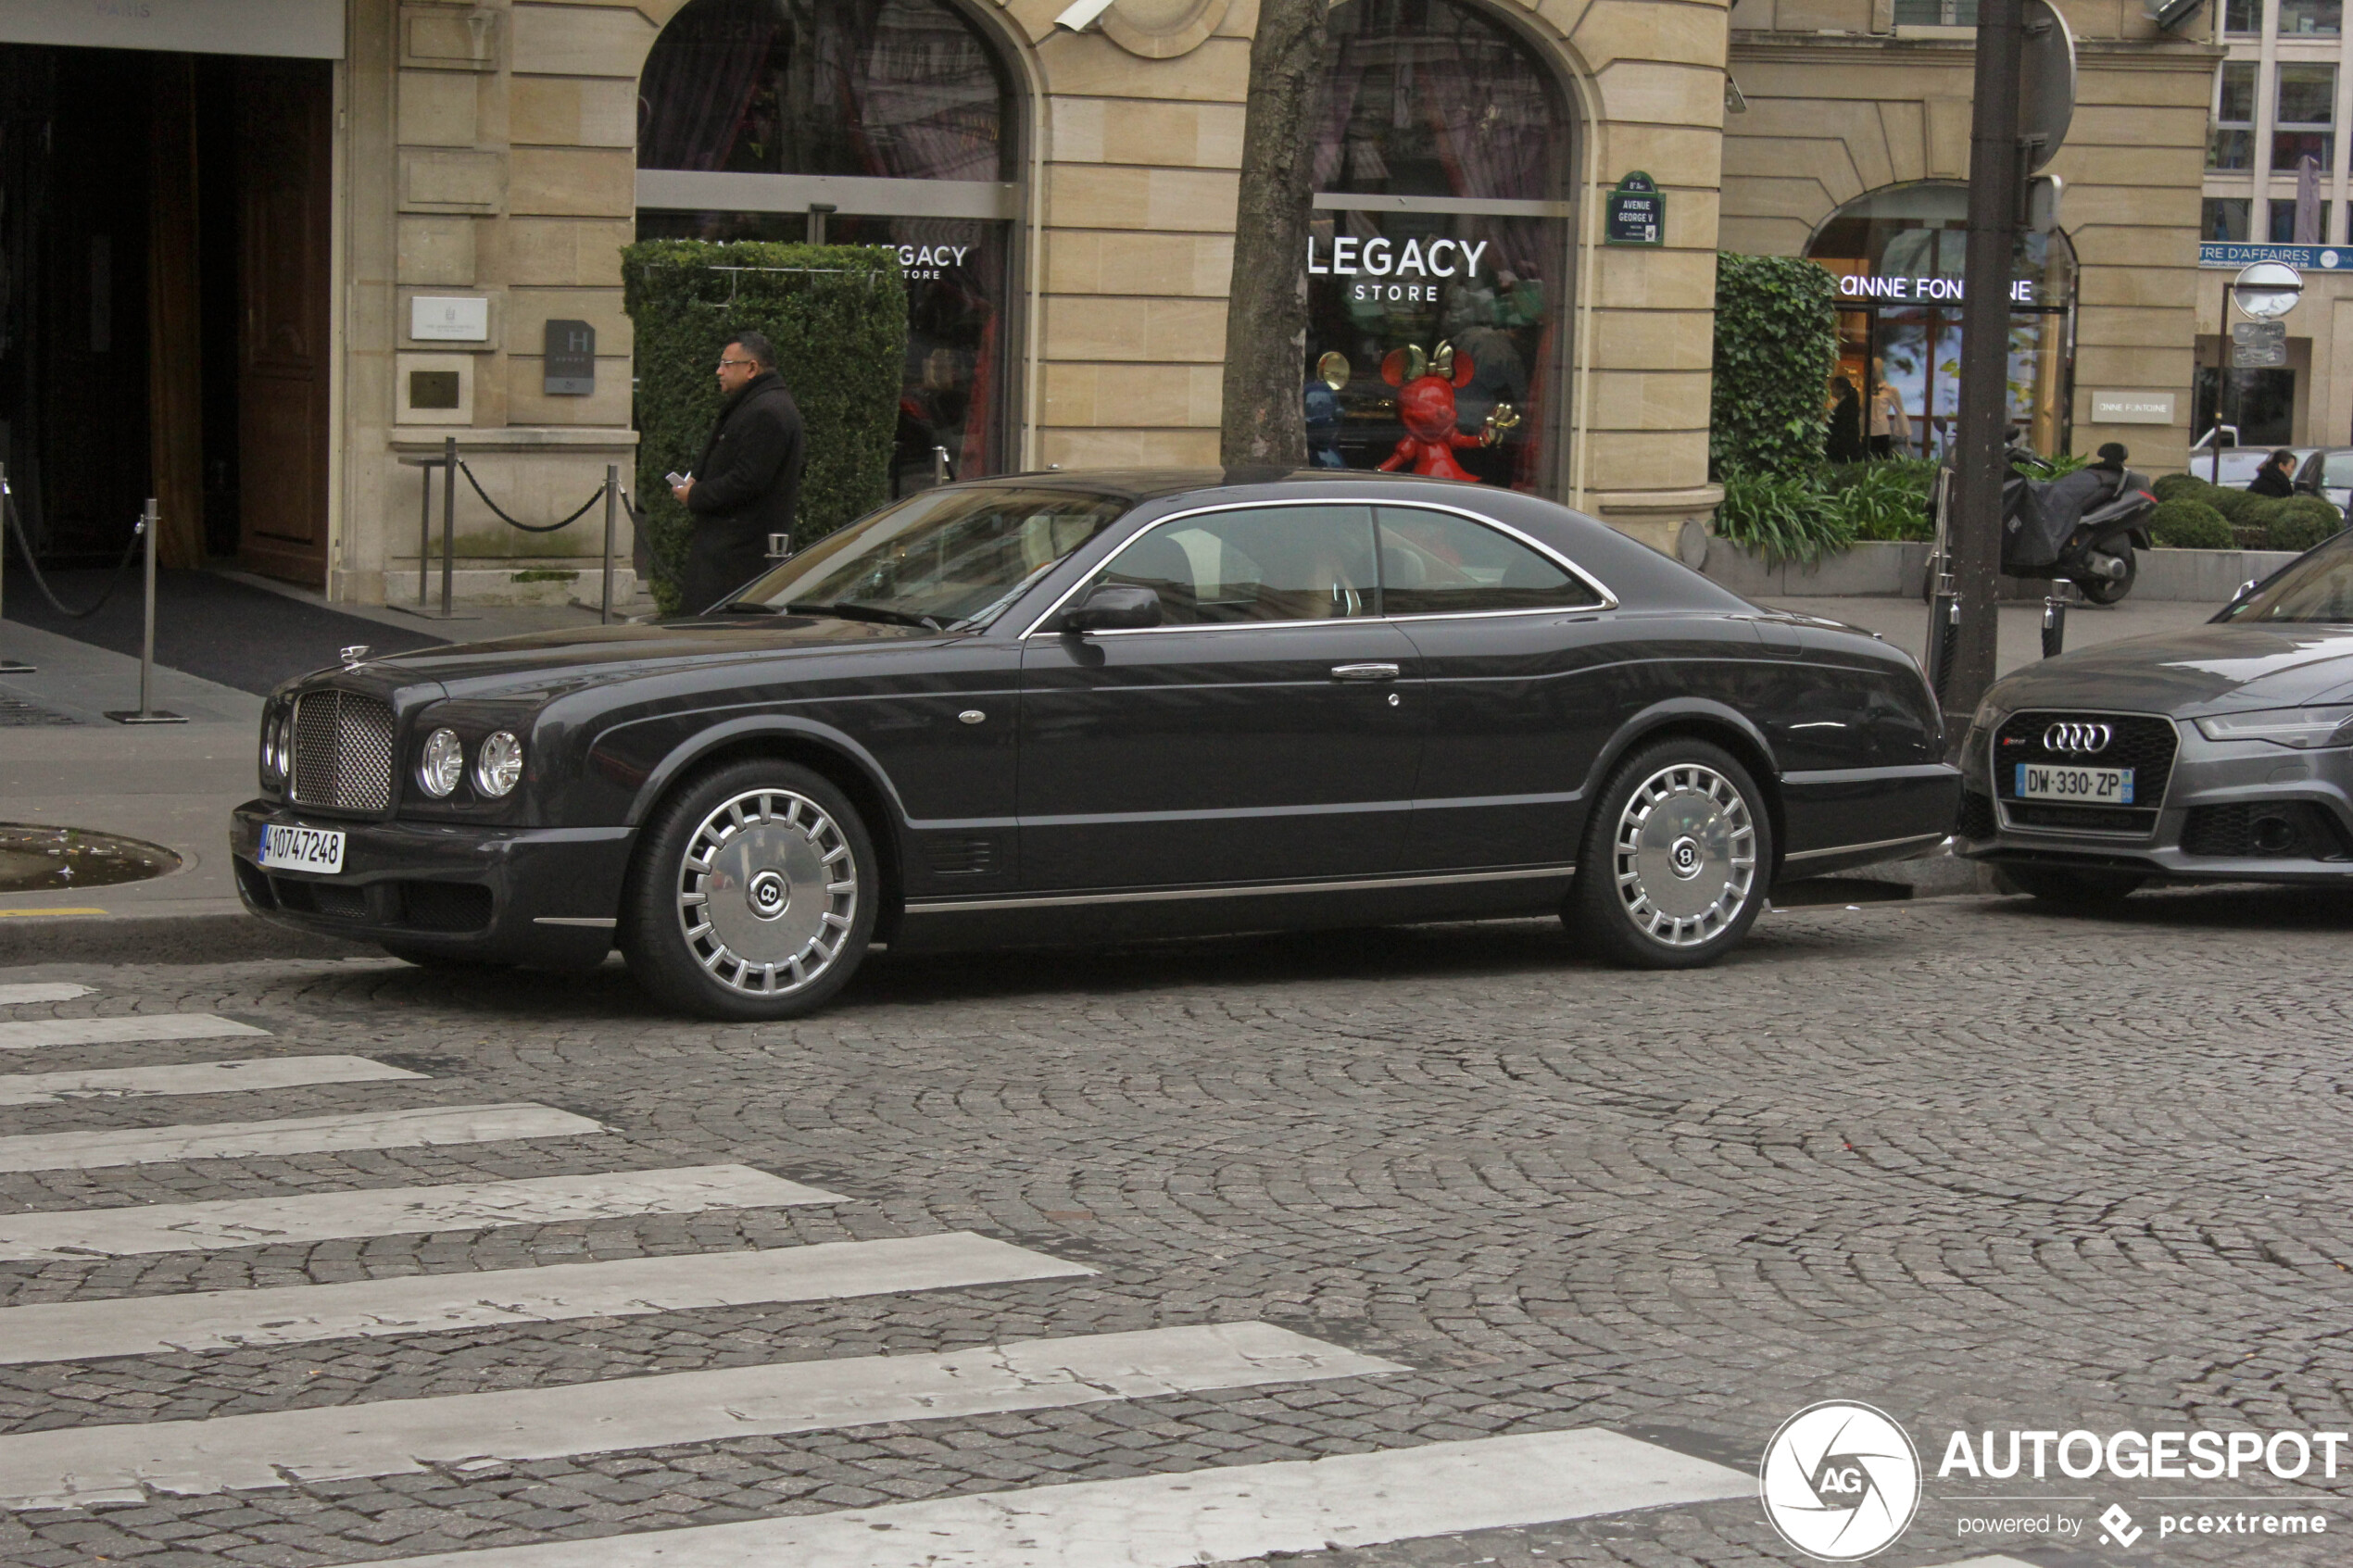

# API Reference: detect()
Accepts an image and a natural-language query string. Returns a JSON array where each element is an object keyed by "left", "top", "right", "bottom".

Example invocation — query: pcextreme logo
[{"left": 1759, "top": 1401, "right": 1923, "bottom": 1561}]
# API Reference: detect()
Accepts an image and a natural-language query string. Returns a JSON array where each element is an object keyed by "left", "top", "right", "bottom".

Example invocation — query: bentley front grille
[{"left": 288, "top": 690, "right": 397, "bottom": 813}]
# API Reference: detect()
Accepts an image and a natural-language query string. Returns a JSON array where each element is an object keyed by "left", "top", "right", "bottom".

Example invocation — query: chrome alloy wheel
[
  {"left": 1612, "top": 762, "right": 1757, "bottom": 947},
  {"left": 674, "top": 788, "right": 858, "bottom": 996}
]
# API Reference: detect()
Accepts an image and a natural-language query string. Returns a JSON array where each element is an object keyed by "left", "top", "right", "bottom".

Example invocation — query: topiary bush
[
  {"left": 2152, "top": 471, "right": 2214, "bottom": 504},
  {"left": 2269, "top": 495, "right": 2346, "bottom": 553},
  {"left": 1710, "top": 255, "right": 1839, "bottom": 478},
  {"left": 2147, "top": 498, "right": 2234, "bottom": 549},
  {"left": 623, "top": 240, "right": 908, "bottom": 614}
]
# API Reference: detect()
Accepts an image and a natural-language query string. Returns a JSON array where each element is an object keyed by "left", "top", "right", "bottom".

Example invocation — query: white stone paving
[
  {"left": 0, "top": 1323, "right": 1403, "bottom": 1509},
  {"left": 0, "top": 984, "right": 94, "bottom": 1005},
  {"left": 0, "top": 1013, "right": 271, "bottom": 1050},
  {"left": 0, "top": 1103, "right": 604, "bottom": 1172},
  {"left": 350, "top": 1429, "right": 1755, "bottom": 1568},
  {"left": 0, "top": 1055, "right": 421, "bottom": 1107},
  {"left": 0, "top": 1233, "right": 1095, "bottom": 1362},
  {"left": 0, "top": 1164, "right": 842, "bottom": 1261}
]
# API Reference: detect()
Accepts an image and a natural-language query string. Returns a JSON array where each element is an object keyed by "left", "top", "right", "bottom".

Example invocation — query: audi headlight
[
  {"left": 472, "top": 731, "right": 523, "bottom": 798},
  {"left": 1970, "top": 694, "right": 2009, "bottom": 734},
  {"left": 2193, "top": 705, "right": 2353, "bottom": 749},
  {"left": 418, "top": 728, "right": 465, "bottom": 797}
]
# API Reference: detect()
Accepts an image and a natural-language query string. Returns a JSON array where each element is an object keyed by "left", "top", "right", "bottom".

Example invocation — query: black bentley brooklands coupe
[{"left": 233, "top": 470, "right": 1958, "bottom": 1018}]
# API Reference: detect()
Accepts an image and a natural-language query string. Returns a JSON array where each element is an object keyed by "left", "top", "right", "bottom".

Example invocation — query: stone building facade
[{"left": 0, "top": 0, "right": 2215, "bottom": 607}]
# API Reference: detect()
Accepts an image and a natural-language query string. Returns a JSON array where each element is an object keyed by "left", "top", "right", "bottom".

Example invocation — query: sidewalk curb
[{"left": 0, "top": 910, "right": 375, "bottom": 967}]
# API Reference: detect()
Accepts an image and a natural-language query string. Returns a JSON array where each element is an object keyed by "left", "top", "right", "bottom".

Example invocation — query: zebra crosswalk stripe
[
  {"left": 0, "top": 1233, "right": 1095, "bottom": 1363},
  {"left": 0, "top": 1322, "right": 1402, "bottom": 1509},
  {"left": 0, "top": 1164, "right": 843, "bottom": 1261},
  {"left": 0, "top": 1013, "right": 272, "bottom": 1050},
  {"left": 0, "top": 1055, "right": 422, "bottom": 1107},
  {"left": 349, "top": 1428, "right": 1755, "bottom": 1568},
  {"left": 0, "top": 1102, "right": 603, "bottom": 1173},
  {"left": 0, "top": 984, "right": 94, "bottom": 1005}
]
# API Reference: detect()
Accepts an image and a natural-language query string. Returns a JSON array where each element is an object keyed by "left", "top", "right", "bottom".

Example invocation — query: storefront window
[
  {"left": 636, "top": 0, "right": 1019, "bottom": 492},
  {"left": 2274, "top": 63, "right": 2336, "bottom": 169},
  {"left": 2267, "top": 196, "right": 2333, "bottom": 240},
  {"left": 2225, "top": 0, "right": 2263, "bottom": 31},
  {"left": 1807, "top": 182, "right": 2076, "bottom": 460},
  {"left": 2211, "top": 62, "right": 2258, "bottom": 171},
  {"left": 2205, "top": 196, "right": 2253, "bottom": 239},
  {"left": 1304, "top": 0, "right": 1570, "bottom": 494},
  {"left": 2280, "top": 0, "right": 2342, "bottom": 34}
]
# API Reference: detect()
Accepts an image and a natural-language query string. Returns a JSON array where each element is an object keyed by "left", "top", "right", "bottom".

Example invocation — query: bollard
[
  {"left": 417, "top": 457, "right": 434, "bottom": 608},
  {"left": 600, "top": 464, "right": 618, "bottom": 625},
  {"left": 1924, "top": 588, "right": 1960, "bottom": 709},
  {"left": 933, "top": 445, "right": 951, "bottom": 487},
  {"left": 2041, "top": 591, "right": 2069, "bottom": 659},
  {"left": 104, "top": 499, "right": 186, "bottom": 725},
  {"left": 441, "top": 435, "right": 458, "bottom": 617},
  {"left": 0, "top": 463, "right": 33, "bottom": 674}
]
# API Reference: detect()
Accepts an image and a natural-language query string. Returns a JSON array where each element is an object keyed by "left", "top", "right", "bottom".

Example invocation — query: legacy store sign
[{"left": 1308, "top": 235, "right": 1494, "bottom": 304}]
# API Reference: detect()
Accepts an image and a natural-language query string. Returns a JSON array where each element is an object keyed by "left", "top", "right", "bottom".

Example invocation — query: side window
[
  {"left": 1377, "top": 507, "right": 1602, "bottom": 615},
  {"left": 1097, "top": 506, "right": 1378, "bottom": 624}
]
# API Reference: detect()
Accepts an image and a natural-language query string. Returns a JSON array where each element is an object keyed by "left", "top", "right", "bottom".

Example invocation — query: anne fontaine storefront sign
[
  {"left": 1308, "top": 234, "right": 1495, "bottom": 304},
  {"left": 1838, "top": 272, "right": 2040, "bottom": 305}
]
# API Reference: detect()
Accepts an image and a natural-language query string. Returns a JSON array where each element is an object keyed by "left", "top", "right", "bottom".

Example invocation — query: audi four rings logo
[{"left": 2042, "top": 721, "right": 2113, "bottom": 754}]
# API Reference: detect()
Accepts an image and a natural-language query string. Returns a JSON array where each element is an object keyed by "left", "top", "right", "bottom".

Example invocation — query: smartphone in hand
[{"left": 665, "top": 470, "right": 689, "bottom": 487}]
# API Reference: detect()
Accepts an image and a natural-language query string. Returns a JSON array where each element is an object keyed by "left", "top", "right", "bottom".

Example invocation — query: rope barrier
[
  {"left": 1, "top": 489, "right": 145, "bottom": 621},
  {"left": 455, "top": 458, "right": 607, "bottom": 533}
]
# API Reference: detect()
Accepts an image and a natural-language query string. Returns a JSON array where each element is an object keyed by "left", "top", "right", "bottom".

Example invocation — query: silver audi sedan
[{"left": 1956, "top": 532, "right": 2353, "bottom": 900}]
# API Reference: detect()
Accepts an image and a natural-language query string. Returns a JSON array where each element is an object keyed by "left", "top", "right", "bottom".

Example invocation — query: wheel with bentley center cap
[
  {"left": 621, "top": 759, "right": 877, "bottom": 1020},
  {"left": 1568, "top": 738, "right": 1772, "bottom": 969}
]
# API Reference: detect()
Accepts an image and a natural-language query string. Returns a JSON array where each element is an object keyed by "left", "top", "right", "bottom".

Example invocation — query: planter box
[{"left": 1698, "top": 538, "right": 2302, "bottom": 604}]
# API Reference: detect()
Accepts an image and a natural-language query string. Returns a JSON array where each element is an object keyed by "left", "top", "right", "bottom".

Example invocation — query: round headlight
[
  {"left": 260, "top": 712, "right": 285, "bottom": 784},
  {"left": 419, "top": 728, "right": 464, "bottom": 797},
  {"left": 473, "top": 731, "right": 523, "bottom": 798}
]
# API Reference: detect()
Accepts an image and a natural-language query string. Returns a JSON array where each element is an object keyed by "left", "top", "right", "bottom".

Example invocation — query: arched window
[
  {"left": 1305, "top": 0, "right": 1574, "bottom": 494},
  {"left": 637, "top": 0, "right": 1020, "bottom": 490},
  {"left": 1806, "top": 182, "right": 2077, "bottom": 460}
]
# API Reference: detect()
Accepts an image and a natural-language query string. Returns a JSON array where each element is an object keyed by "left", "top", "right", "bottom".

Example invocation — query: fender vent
[{"left": 925, "top": 836, "right": 999, "bottom": 876}]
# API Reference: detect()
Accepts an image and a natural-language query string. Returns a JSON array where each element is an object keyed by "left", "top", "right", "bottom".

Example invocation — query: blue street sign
[{"left": 2199, "top": 242, "right": 2353, "bottom": 270}]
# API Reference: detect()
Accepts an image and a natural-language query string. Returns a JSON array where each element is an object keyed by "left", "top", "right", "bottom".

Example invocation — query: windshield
[
  {"left": 721, "top": 487, "right": 1130, "bottom": 628},
  {"left": 2218, "top": 538, "right": 2353, "bottom": 624},
  {"left": 2324, "top": 452, "right": 2353, "bottom": 488}
]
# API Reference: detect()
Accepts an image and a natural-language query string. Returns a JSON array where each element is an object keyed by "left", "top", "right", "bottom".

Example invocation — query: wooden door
[{"left": 235, "top": 59, "right": 332, "bottom": 586}]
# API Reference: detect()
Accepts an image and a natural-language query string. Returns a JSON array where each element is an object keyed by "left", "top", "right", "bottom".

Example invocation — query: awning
[{"left": 0, "top": 0, "right": 343, "bottom": 60}]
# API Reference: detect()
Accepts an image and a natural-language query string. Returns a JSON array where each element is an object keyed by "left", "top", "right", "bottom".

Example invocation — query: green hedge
[
  {"left": 2148, "top": 472, "right": 2345, "bottom": 551},
  {"left": 2148, "top": 498, "right": 2233, "bottom": 549},
  {"left": 623, "top": 241, "right": 908, "bottom": 613},
  {"left": 1710, "top": 254, "right": 1839, "bottom": 478}
]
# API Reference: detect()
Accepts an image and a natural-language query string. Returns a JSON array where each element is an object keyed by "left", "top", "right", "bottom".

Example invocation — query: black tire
[
  {"left": 380, "top": 943, "right": 510, "bottom": 972},
  {"left": 1567, "top": 738, "right": 1775, "bottom": 969},
  {"left": 2074, "top": 540, "right": 2137, "bottom": 605},
  {"left": 620, "top": 759, "right": 879, "bottom": 1020},
  {"left": 2000, "top": 864, "right": 2145, "bottom": 904}
]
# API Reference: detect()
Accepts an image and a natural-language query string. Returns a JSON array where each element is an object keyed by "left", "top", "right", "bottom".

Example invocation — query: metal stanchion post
[
  {"left": 2041, "top": 587, "right": 2070, "bottom": 660},
  {"left": 601, "top": 464, "right": 618, "bottom": 625},
  {"left": 440, "top": 435, "right": 458, "bottom": 618},
  {"left": 0, "top": 463, "right": 33, "bottom": 674},
  {"left": 933, "top": 445, "right": 950, "bottom": 487},
  {"left": 419, "top": 458, "right": 434, "bottom": 608},
  {"left": 105, "top": 499, "right": 185, "bottom": 724}
]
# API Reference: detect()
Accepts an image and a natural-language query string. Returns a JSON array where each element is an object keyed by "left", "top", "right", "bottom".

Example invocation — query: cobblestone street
[{"left": 0, "top": 886, "right": 2347, "bottom": 1567}]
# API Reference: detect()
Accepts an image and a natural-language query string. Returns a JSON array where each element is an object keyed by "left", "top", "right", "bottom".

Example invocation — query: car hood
[
  {"left": 1986, "top": 621, "right": 2353, "bottom": 715},
  {"left": 322, "top": 615, "right": 952, "bottom": 702}
]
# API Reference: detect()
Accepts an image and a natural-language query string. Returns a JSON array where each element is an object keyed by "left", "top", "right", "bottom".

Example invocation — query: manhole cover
[
  {"left": 0, "top": 824, "right": 181, "bottom": 892},
  {"left": 0, "top": 695, "right": 78, "bottom": 727}
]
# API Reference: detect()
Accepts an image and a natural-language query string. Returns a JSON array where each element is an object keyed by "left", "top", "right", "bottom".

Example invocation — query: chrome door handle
[{"left": 1329, "top": 662, "right": 1401, "bottom": 681}]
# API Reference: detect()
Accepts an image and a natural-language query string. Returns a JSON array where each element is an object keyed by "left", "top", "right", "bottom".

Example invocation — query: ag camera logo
[{"left": 1760, "top": 1401, "right": 1922, "bottom": 1560}]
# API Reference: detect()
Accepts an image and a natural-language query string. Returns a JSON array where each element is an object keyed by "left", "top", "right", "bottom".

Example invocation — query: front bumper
[
  {"left": 1954, "top": 720, "right": 2353, "bottom": 884},
  {"left": 231, "top": 801, "right": 635, "bottom": 967}
]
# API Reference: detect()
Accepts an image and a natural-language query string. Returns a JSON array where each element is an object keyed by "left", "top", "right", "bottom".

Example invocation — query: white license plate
[
  {"left": 2016, "top": 763, "right": 2134, "bottom": 805},
  {"left": 257, "top": 824, "right": 346, "bottom": 874}
]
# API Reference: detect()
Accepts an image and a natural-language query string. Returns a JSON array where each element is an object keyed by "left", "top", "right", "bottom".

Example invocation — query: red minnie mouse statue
[{"left": 1374, "top": 342, "right": 1517, "bottom": 482}]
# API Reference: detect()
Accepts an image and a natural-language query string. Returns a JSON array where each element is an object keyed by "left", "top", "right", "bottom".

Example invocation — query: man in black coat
[{"left": 671, "top": 330, "right": 805, "bottom": 613}]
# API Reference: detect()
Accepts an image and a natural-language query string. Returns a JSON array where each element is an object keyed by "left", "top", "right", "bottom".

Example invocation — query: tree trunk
[{"left": 1218, "top": 0, "right": 1328, "bottom": 469}]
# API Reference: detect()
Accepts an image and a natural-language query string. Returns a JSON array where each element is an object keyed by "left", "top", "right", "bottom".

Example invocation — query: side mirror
[{"left": 1063, "top": 583, "right": 1162, "bottom": 632}]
